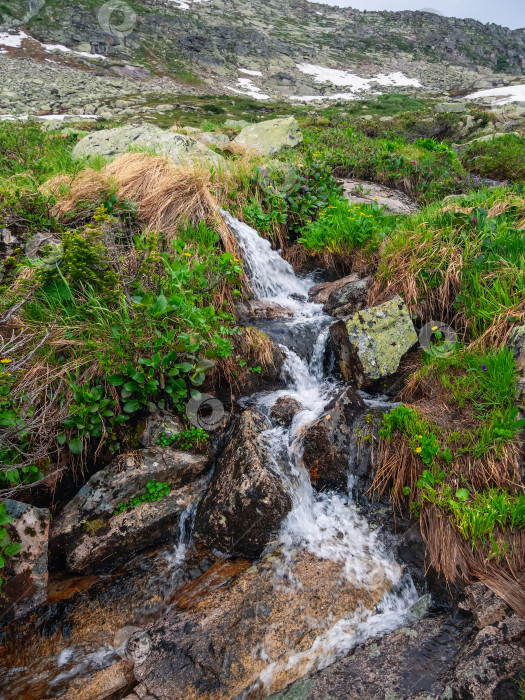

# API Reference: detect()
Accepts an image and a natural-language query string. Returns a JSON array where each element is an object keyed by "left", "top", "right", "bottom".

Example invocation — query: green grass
[
  {"left": 462, "top": 134, "right": 525, "bottom": 182},
  {"left": 297, "top": 195, "right": 399, "bottom": 256}
]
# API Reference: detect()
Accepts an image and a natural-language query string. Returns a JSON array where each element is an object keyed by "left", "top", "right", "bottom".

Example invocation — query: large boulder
[
  {"left": 331, "top": 296, "right": 418, "bottom": 388},
  {"left": 271, "top": 396, "right": 304, "bottom": 426},
  {"left": 324, "top": 275, "right": 371, "bottom": 316},
  {"left": 72, "top": 124, "right": 223, "bottom": 167},
  {"left": 194, "top": 131, "right": 230, "bottom": 149},
  {"left": 132, "top": 550, "right": 394, "bottom": 700},
  {"left": 193, "top": 409, "right": 293, "bottom": 558},
  {"left": 300, "top": 386, "right": 365, "bottom": 491},
  {"left": 0, "top": 500, "right": 50, "bottom": 622},
  {"left": 232, "top": 117, "right": 303, "bottom": 155},
  {"left": 50, "top": 447, "right": 209, "bottom": 573}
]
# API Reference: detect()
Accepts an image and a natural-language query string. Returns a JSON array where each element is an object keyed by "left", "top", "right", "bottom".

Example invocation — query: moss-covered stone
[{"left": 345, "top": 295, "right": 418, "bottom": 381}]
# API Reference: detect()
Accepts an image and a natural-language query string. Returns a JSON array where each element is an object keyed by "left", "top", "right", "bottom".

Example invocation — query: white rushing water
[{"left": 222, "top": 211, "right": 420, "bottom": 689}]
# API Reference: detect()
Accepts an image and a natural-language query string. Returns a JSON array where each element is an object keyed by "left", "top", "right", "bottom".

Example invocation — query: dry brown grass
[
  {"left": 49, "top": 153, "right": 241, "bottom": 257},
  {"left": 421, "top": 504, "right": 525, "bottom": 618}
]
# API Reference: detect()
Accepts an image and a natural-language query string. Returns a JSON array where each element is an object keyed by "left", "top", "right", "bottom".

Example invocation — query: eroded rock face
[
  {"left": 0, "top": 500, "right": 50, "bottom": 622},
  {"left": 300, "top": 386, "right": 365, "bottom": 491},
  {"left": 72, "top": 124, "right": 222, "bottom": 167},
  {"left": 232, "top": 117, "right": 303, "bottom": 155},
  {"left": 50, "top": 447, "right": 209, "bottom": 573},
  {"left": 132, "top": 550, "right": 393, "bottom": 700},
  {"left": 332, "top": 296, "right": 418, "bottom": 387},
  {"left": 507, "top": 323, "right": 525, "bottom": 401},
  {"left": 193, "top": 409, "right": 293, "bottom": 558}
]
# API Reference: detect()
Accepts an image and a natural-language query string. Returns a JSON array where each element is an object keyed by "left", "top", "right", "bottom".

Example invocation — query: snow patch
[
  {"left": 0, "top": 31, "right": 29, "bottom": 48},
  {"left": 294, "top": 63, "right": 422, "bottom": 98},
  {"left": 464, "top": 84, "right": 525, "bottom": 105},
  {"left": 239, "top": 67, "right": 263, "bottom": 76},
  {"left": 167, "top": 0, "right": 211, "bottom": 8},
  {"left": 224, "top": 78, "right": 270, "bottom": 100}
]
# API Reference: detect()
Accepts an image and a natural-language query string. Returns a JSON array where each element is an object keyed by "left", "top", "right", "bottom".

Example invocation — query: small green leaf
[
  {"left": 69, "top": 438, "right": 83, "bottom": 455},
  {"left": 123, "top": 400, "right": 141, "bottom": 414},
  {"left": 4, "top": 542, "right": 22, "bottom": 557}
]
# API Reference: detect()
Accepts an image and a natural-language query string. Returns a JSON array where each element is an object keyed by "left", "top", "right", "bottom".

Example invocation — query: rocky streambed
[{"left": 0, "top": 213, "right": 523, "bottom": 700}]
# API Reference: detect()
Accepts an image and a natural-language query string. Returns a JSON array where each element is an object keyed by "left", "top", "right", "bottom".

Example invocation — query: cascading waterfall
[{"left": 224, "top": 211, "right": 420, "bottom": 691}]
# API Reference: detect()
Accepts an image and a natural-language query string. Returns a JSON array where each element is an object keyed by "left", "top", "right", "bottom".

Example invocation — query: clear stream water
[
  {"left": 1, "top": 214, "right": 421, "bottom": 700},
  {"left": 220, "top": 212, "right": 419, "bottom": 693}
]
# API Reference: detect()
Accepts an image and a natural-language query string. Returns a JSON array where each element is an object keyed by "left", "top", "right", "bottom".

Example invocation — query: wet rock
[
  {"left": 332, "top": 296, "right": 418, "bottom": 388},
  {"left": 72, "top": 124, "right": 223, "bottom": 167},
  {"left": 0, "top": 500, "right": 50, "bottom": 622},
  {"left": 271, "top": 396, "right": 304, "bottom": 426},
  {"left": 308, "top": 273, "right": 361, "bottom": 306},
  {"left": 232, "top": 117, "right": 302, "bottom": 155},
  {"left": 193, "top": 409, "right": 292, "bottom": 558},
  {"left": 300, "top": 386, "right": 365, "bottom": 491},
  {"left": 0, "top": 544, "right": 216, "bottom": 700},
  {"left": 132, "top": 551, "right": 392, "bottom": 700},
  {"left": 323, "top": 275, "right": 371, "bottom": 315},
  {"left": 236, "top": 300, "right": 294, "bottom": 324},
  {"left": 342, "top": 180, "right": 418, "bottom": 215},
  {"left": 50, "top": 447, "right": 209, "bottom": 573},
  {"left": 271, "top": 606, "right": 525, "bottom": 700},
  {"left": 461, "top": 582, "right": 509, "bottom": 629}
]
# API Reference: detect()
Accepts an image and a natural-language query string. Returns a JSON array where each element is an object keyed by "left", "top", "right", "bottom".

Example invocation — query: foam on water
[{"left": 222, "top": 210, "right": 420, "bottom": 683}]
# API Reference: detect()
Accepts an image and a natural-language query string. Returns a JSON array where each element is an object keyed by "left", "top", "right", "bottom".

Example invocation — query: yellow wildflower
[
  {"left": 1, "top": 358, "right": 11, "bottom": 364},
  {"left": 432, "top": 325, "right": 438, "bottom": 331},
  {"left": 184, "top": 252, "right": 192, "bottom": 257},
  {"left": 416, "top": 447, "right": 422, "bottom": 453}
]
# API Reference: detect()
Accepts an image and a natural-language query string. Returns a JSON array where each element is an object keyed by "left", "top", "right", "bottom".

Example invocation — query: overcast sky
[{"left": 315, "top": 0, "right": 525, "bottom": 30}]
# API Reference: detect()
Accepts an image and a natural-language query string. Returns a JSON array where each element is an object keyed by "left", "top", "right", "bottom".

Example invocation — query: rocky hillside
[{"left": 1, "top": 0, "right": 524, "bottom": 105}]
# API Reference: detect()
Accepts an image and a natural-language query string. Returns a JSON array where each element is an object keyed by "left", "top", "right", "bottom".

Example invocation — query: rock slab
[
  {"left": 232, "top": 117, "right": 303, "bottom": 155},
  {"left": 50, "top": 447, "right": 209, "bottom": 573},
  {"left": 0, "top": 500, "right": 50, "bottom": 622}
]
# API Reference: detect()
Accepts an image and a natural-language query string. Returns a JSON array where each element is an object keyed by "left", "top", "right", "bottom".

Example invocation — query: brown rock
[
  {"left": 236, "top": 300, "right": 294, "bottom": 324},
  {"left": 133, "top": 551, "right": 393, "bottom": 700},
  {"left": 308, "top": 273, "right": 361, "bottom": 305},
  {"left": 271, "top": 396, "right": 304, "bottom": 426},
  {"left": 300, "top": 386, "right": 365, "bottom": 491},
  {"left": 193, "top": 409, "right": 293, "bottom": 557}
]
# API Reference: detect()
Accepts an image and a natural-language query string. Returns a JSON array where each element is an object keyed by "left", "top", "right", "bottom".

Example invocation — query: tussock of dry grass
[
  {"left": 49, "top": 153, "right": 240, "bottom": 256},
  {"left": 421, "top": 504, "right": 525, "bottom": 618}
]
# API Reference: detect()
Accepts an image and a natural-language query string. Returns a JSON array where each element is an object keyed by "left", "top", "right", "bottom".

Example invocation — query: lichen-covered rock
[
  {"left": 194, "top": 131, "right": 230, "bottom": 149},
  {"left": 232, "top": 117, "right": 302, "bottom": 155},
  {"left": 300, "top": 386, "right": 366, "bottom": 491},
  {"left": 271, "top": 396, "right": 303, "bottom": 426},
  {"left": 72, "top": 124, "right": 223, "bottom": 167},
  {"left": 193, "top": 409, "right": 293, "bottom": 557},
  {"left": 0, "top": 500, "right": 50, "bottom": 622},
  {"left": 50, "top": 447, "right": 209, "bottom": 573},
  {"left": 344, "top": 296, "right": 418, "bottom": 384}
]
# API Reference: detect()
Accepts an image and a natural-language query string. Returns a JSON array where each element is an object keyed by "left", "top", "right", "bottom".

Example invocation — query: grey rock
[
  {"left": 25, "top": 232, "right": 61, "bottom": 261},
  {"left": 435, "top": 102, "right": 466, "bottom": 113},
  {"left": 72, "top": 124, "right": 223, "bottom": 167},
  {"left": 506, "top": 323, "right": 525, "bottom": 401},
  {"left": 193, "top": 409, "right": 293, "bottom": 557},
  {"left": 324, "top": 275, "right": 371, "bottom": 315},
  {"left": 236, "top": 300, "right": 294, "bottom": 324},
  {"left": 0, "top": 500, "right": 50, "bottom": 622},
  {"left": 232, "top": 117, "right": 303, "bottom": 155},
  {"left": 49, "top": 447, "right": 209, "bottom": 573},
  {"left": 343, "top": 179, "right": 418, "bottom": 215}
]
